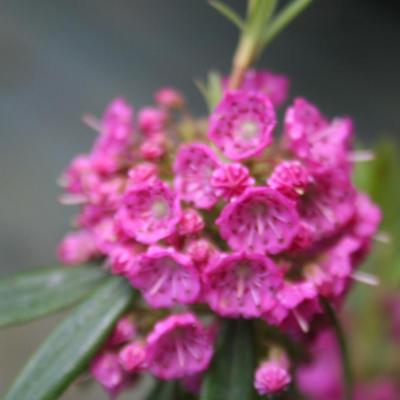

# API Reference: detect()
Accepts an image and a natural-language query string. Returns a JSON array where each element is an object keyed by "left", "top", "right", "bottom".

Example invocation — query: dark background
[{"left": 0, "top": 0, "right": 399, "bottom": 398}]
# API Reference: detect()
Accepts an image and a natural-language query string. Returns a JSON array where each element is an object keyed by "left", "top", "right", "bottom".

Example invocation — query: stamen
[
  {"left": 292, "top": 309, "right": 309, "bottom": 333},
  {"left": 175, "top": 338, "right": 186, "bottom": 368},
  {"left": 351, "top": 271, "right": 379, "bottom": 286},
  {"left": 58, "top": 194, "right": 87, "bottom": 205},
  {"left": 82, "top": 113, "right": 101, "bottom": 131},
  {"left": 374, "top": 232, "right": 391, "bottom": 244},
  {"left": 236, "top": 273, "right": 245, "bottom": 300},
  {"left": 249, "top": 284, "right": 261, "bottom": 307},
  {"left": 347, "top": 150, "right": 375, "bottom": 163},
  {"left": 267, "top": 218, "right": 282, "bottom": 241},
  {"left": 149, "top": 272, "right": 169, "bottom": 295}
]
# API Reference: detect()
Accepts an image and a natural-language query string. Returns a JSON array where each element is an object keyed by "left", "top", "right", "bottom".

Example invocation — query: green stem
[
  {"left": 322, "top": 300, "right": 353, "bottom": 400},
  {"left": 260, "top": 0, "right": 313, "bottom": 50}
]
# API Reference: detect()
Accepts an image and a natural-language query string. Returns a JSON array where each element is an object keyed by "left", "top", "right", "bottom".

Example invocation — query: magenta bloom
[
  {"left": 284, "top": 97, "right": 353, "bottom": 171},
  {"left": 145, "top": 313, "right": 214, "bottom": 380},
  {"left": 211, "top": 163, "right": 255, "bottom": 200},
  {"left": 174, "top": 143, "right": 221, "bottom": 209},
  {"left": 116, "top": 180, "right": 181, "bottom": 244},
  {"left": 208, "top": 90, "right": 276, "bottom": 161},
  {"left": 90, "top": 351, "right": 126, "bottom": 397},
  {"left": 268, "top": 160, "right": 311, "bottom": 200},
  {"left": 91, "top": 98, "right": 134, "bottom": 173},
  {"left": 138, "top": 106, "right": 168, "bottom": 136},
  {"left": 108, "top": 316, "right": 137, "bottom": 347},
  {"left": 177, "top": 209, "right": 205, "bottom": 236},
  {"left": 203, "top": 253, "right": 282, "bottom": 318},
  {"left": 154, "top": 87, "right": 185, "bottom": 109},
  {"left": 57, "top": 230, "right": 97, "bottom": 265},
  {"left": 254, "top": 360, "right": 291, "bottom": 395},
  {"left": 217, "top": 187, "right": 300, "bottom": 254},
  {"left": 119, "top": 342, "right": 147, "bottom": 373},
  {"left": 127, "top": 162, "right": 159, "bottom": 185},
  {"left": 128, "top": 247, "right": 201, "bottom": 308},
  {"left": 297, "top": 329, "right": 343, "bottom": 400},
  {"left": 297, "top": 169, "right": 355, "bottom": 244},
  {"left": 239, "top": 69, "right": 290, "bottom": 107}
]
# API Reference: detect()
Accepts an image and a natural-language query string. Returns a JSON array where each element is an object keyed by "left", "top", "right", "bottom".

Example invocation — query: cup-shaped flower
[
  {"left": 116, "top": 180, "right": 181, "bottom": 244},
  {"left": 217, "top": 187, "right": 300, "bottom": 254},
  {"left": 145, "top": 313, "right": 214, "bottom": 380},
  {"left": 203, "top": 253, "right": 282, "bottom": 318},
  {"left": 128, "top": 247, "right": 201, "bottom": 308},
  {"left": 208, "top": 90, "right": 276, "bottom": 161},
  {"left": 174, "top": 143, "right": 221, "bottom": 209}
]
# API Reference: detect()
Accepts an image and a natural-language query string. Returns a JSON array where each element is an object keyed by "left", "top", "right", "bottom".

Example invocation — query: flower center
[
  {"left": 151, "top": 199, "right": 169, "bottom": 219},
  {"left": 236, "top": 119, "right": 259, "bottom": 140}
]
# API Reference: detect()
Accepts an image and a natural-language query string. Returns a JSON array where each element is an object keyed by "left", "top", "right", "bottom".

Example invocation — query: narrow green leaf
[
  {"left": 209, "top": 1, "right": 245, "bottom": 30},
  {"left": 0, "top": 264, "right": 108, "bottom": 327},
  {"left": 5, "top": 276, "right": 136, "bottom": 400},
  {"left": 260, "top": 0, "right": 313, "bottom": 50},
  {"left": 207, "top": 71, "right": 223, "bottom": 112},
  {"left": 200, "top": 319, "right": 257, "bottom": 400}
]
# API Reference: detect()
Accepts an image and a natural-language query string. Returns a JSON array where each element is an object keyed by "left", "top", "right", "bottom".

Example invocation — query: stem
[
  {"left": 260, "top": 0, "right": 313, "bottom": 50},
  {"left": 322, "top": 300, "right": 353, "bottom": 400},
  {"left": 229, "top": 0, "right": 277, "bottom": 88}
]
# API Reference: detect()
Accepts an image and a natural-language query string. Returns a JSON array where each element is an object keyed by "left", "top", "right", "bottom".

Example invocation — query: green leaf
[
  {"left": 260, "top": 0, "right": 313, "bottom": 51},
  {"left": 5, "top": 276, "right": 136, "bottom": 400},
  {"left": 0, "top": 264, "right": 108, "bottom": 327},
  {"left": 195, "top": 71, "right": 223, "bottom": 112},
  {"left": 209, "top": 1, "right": 245, "bottom": 30},
  {"left": 200, "top": 319, "right": 257, "bottom": 400}
]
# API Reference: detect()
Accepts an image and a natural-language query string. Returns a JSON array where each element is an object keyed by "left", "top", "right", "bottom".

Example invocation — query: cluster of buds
[{"left": 58, "top": 69, "right": 381, "bottom": 397}]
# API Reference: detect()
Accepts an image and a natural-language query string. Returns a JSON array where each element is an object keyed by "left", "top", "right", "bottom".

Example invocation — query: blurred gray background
[{"left": 0, "top": 0, "right": 399, "bottom": 398}]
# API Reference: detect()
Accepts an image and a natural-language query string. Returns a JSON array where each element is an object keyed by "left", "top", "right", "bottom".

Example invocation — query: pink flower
[
  {"left": 177, "top": 209, "right": 205, "bottom": 236},
  {"left": 146, "top": 313, "right": 214, "bottom": 380},
  {"left": 211, "top": 163, "right": 255, "bottom": 200},
  {"left": 267, "top": 160, "right": 311, "bottom": 200},
  {"left": 91, "top": 98, "right": 134, "bottom": 173},
  {"left": 203, "top": 253, "right": 282, "bottom": 318},
  {"left": 284, "top": 97, "right": 353, "bottom": 172},
  {"left": 116, "top": 180, "right": 181, "bottom": 244},
  {"left": 139, "top": 133, "right": 166, "bottom": 160},
  {"left": 217, "top": 187, "right": 300, "bottom": 254},
  {"left": 128, "top": 247, "right": 201, "bottom": 308},
  {"left": 90, "top": 351, "right": 126, "bottom": 397},
  {"left": 266, "top": 280, "right": 321, "bottom": 334},
  {"left": 174, "top": 143, "right": 221, "bottom": 209},
  {"left": 138, "top": 107, "right": 168, "bottom": 136},
  {"left": 155, "top": 87, "right": 185, "bottom": 109},
  {"left": 351, "top": 193, "right": 382, "bottom": 241},
  {"left": 297, "top": 329, "right": 343, "bottom": 400},
  {"left": 108, "top": 316, "right": 137, "bottom": 347},
  {"left": 296, "top": 169, "right": 356, "bottom": 244},
  {"left": 57, "top": 230, "right": 97, "bottom": 265},
  {"left": 208, "top": 90, "right": 276, "bottom": 161},
  {"left": 119, "top": 342, "right": 147, "bottom": 373},
  {"left": 254, "top": 357, "right": 291, "bottom": 395},
  {"left": 186, "top": 238, "right": 216, "bottom": 267},
  {"left": 238, "top": 69, "right": 290, "bottom": 107},
  {"left": 127, "top": 162, "right": 159, "bottom": 185},
  {"left": 107, "top": 243, "right": 137, "bottom": 275}
]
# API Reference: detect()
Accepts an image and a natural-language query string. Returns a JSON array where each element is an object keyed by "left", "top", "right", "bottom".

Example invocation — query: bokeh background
[{"left": 1, "top": 0, "right": 399, "bottom": 398}]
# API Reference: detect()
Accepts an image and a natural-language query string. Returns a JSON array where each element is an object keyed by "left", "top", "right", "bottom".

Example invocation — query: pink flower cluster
[{"left": 58, "top": 70, "right": 381, "bottom": 397}]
